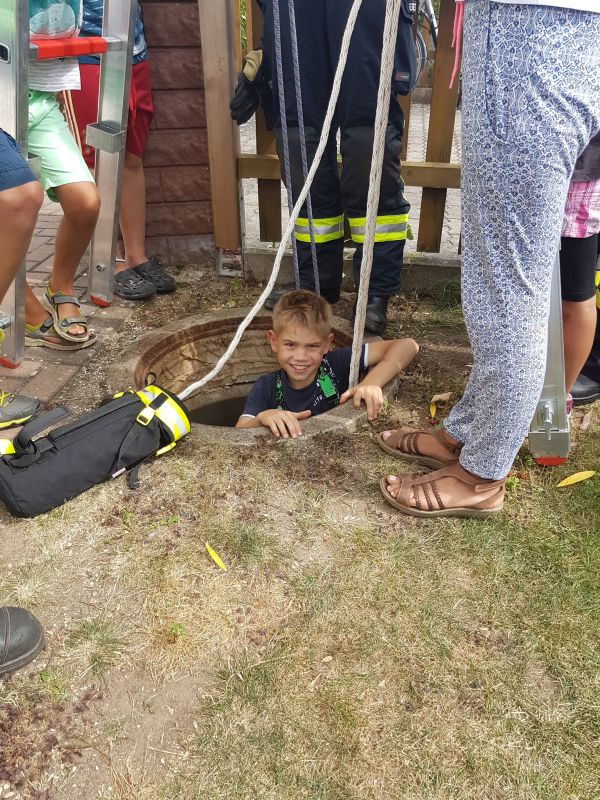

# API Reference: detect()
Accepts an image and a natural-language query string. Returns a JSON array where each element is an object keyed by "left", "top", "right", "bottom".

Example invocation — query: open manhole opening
[
  {"left": 111, "top": 310, "right": 398, "bottom": 442},
  {"left": 189, "top": 394, "right": 248, "bottom": 427}
]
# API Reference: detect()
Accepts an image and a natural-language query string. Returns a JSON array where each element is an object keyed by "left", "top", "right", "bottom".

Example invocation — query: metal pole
[
  {"left": 86, "top": 0, "right": 137, "bottom": 306},
  {"left": 529, "top": 249, "right": 570, "bottom": 465}
]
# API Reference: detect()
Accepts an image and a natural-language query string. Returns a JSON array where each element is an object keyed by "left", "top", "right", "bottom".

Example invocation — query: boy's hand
[
  {"left": 256, "top": 409, "right": 311, "bottom": 438},
  {"left": 339, "top": 385, "right": 384, "bottom": 421}
]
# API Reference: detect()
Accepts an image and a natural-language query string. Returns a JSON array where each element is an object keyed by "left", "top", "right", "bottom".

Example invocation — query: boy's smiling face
[{"left": 268, "top": 324, "right": 334, "bottom": 389}]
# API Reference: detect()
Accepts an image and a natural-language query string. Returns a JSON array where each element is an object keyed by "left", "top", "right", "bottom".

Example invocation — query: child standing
[
  {"left": 560, "top": 132, "right": 600, "bottom": 406},
  {"left": 0, "top": 132, "right": 46, "bottom": 674},
  {"left": 236, "top": 290, "right": 419, "bottom": 438},
  {"left": 65, "top": 0, "right": 175, "bottom": 300},
  {"left": 25, "top": 0, "right": 99, "bottom": 351},
  {"left": 0, "top": 128, "right": 43, "bottom": 426}
]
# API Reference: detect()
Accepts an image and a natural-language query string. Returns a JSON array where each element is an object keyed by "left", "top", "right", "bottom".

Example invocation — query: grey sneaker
[{"left": 0, "top": 390, "right": 41, "bottom": 430}]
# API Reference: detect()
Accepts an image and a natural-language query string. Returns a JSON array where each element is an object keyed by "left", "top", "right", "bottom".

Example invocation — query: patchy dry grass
[
  {"left": 165, "top": 428, "right": 600, "bottom": 800},
  {"left": 1, "top": 273, "right": 599, "bottom": 799}
]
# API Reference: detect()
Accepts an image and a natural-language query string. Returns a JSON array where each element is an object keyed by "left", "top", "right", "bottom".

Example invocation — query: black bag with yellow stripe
[{"left": 0, "top": 385, "right": 190, "bottom": 518}]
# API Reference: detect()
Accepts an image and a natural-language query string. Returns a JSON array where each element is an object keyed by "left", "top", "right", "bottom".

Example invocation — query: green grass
[
  {"left": 163, "top": 429, "right": 600, "bottom": 800},
  {"left": 66, "top": 618, "right": 126, "bottom": 678}
]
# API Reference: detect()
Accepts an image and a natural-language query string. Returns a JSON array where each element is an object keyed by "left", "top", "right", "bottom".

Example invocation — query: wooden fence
[{"left": 197, "top": 0, "right": 461, "bottom": 254}]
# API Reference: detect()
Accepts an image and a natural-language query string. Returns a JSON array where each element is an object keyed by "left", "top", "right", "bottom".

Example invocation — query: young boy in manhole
[{"left": 235, "top": 290, "right": 419, "bottom": 438}]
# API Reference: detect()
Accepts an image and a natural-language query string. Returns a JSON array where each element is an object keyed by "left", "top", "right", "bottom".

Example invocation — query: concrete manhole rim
[{"left": 109, "top": 308, "right": 394, "bottom": 444}]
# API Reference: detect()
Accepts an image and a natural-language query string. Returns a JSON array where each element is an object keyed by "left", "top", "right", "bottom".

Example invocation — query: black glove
[{"left": 230, "top": 49, "right": 274, "bottom": 129}]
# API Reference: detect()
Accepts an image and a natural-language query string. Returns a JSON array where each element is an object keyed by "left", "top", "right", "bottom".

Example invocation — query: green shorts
[{"left": 28, "top": 89, "right": 94, "bottom": 202}]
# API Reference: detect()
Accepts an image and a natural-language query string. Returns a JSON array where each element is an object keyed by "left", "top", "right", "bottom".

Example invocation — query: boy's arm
[
  {"left": 235, "top": 377, "right": 268, "bottom": 428},
  {"left": 339, "top": 338, "right": 419, "bottom": 420},
  {"left": 360, "top": 338, "right": 419, "bottom": 387},
  {"left": 234, "top": 378, "right": 311, "bottom": 437},
  {"left": 236, "top": 409, "right": 312, "bottom": 437},
  {"left": 235, "top": 414, "right": 262, "bottom": 429}
]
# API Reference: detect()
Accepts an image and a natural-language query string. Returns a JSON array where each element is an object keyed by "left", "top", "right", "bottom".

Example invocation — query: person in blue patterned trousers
[{"left": 377, "top": 0, "right": 600, "bottom": 518}]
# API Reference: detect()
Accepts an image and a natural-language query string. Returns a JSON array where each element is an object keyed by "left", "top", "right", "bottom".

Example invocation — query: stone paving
[
  {"left": 0, "top": 101, "right": 462, "bottom": 410},
  {"left": 0, "top": 198, "right": 130, "bottom": 410}
]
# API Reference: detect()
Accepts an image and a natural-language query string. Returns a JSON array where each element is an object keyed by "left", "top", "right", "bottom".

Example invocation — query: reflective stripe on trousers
[
  {"left": 294, "top": 215, "right": 344, "bottom": 243},
  {"left": 348, "top": 214, "right": 408, "bottom": 243}
]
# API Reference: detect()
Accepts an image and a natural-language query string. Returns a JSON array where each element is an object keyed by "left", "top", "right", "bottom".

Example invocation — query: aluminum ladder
[{"left": 0, "top": 0, "right": 136, "bottom": 367}]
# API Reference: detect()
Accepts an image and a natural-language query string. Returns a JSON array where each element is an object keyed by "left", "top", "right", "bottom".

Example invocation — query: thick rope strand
[
  {"left": 272, "top": 0, "right": 300, "bottom": 287},
  {"left": 288, "top": 0, "right": 319, "bottom": 294},
  {"left": 179, "top": 0, "right": 365, "bottom": 402},
  {"left": 349, "top": 0, "right": 403, "bottom": 387}
]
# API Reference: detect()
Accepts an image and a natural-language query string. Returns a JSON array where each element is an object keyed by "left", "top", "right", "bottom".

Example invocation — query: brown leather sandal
[
  {"left": 379, "top": 464, "right": 505, "bottom": 519},
  {"left": 376, "top": 427, "right": 462, "bottom": 470}
]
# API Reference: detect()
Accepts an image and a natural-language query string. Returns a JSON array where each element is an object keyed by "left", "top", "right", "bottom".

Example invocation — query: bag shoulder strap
[{"left": 15, "top": 405, "right": 70, "bottom": 453}]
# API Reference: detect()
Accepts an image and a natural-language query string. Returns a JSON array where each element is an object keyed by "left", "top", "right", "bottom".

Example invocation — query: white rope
[
  {"left": 349, "top": 0, "right": 403, "bottom": 388},
  {"left": 179, "top": 0, "right": 365, "bottom": 402}
]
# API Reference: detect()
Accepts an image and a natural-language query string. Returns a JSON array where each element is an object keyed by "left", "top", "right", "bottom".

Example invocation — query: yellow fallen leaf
[
  {"left": 556, "top": 471, "right": 596, "bottom": 488},
  {"left": 431, "top": 392, "right": 452, "bottom": 404},
  {"left": 429, "top": 402, "right": 437, "bottom": 418},
  {"left": 205, "top": 542, "right": 228, "bottom": 571}
]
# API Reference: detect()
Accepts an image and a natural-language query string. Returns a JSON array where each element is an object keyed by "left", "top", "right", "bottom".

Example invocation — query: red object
[
  {"left": 67, "top": 61, "right": 154, "bottom": 167},
  {"left": 30, "top": 36, "right": 107, "bottom": 60},
  {"left": 535, "top": 456, "right": 569, "bottom": 466},
  {"left": 0, "top": 357, "right": 19, "bottom": 369},
  {"left": 90, "top": 295, "right": 111, "bottom": 308}
]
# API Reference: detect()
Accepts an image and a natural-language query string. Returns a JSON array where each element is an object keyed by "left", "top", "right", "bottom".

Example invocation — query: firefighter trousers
[{"left": 261, "top": 0, "right": 416, "bottom": 303}]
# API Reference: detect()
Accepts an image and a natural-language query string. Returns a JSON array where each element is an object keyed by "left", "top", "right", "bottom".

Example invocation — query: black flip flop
[{"left": 113, "top": 268, "right": 157, "bottom": 301}]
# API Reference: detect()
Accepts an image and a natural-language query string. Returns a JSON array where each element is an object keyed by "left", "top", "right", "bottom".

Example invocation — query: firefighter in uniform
[{"left": 231, "top": 0, "right": 416, "bottom": 334}]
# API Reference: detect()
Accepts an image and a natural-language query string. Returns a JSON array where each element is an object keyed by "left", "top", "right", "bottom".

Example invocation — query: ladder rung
[{"left": 29, "top": 35, "right": 122, "bottom": 60}]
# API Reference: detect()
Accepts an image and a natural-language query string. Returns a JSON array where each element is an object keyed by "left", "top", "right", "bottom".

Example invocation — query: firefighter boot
[{"left": 353, "top": 296, "right": 389, "bottom": 336}]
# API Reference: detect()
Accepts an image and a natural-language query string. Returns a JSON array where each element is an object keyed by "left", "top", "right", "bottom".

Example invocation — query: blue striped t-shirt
[{"left": 78, "top": 0, "right": 148, "bottom": 65}]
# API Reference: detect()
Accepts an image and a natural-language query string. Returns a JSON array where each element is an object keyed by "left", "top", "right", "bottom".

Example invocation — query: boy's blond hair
[{"left": 272, "top": 290, "right": 333, "bottom": 338}]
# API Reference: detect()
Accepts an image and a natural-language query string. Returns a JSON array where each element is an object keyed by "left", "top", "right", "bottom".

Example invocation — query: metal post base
[
  {"left": 529, "top": 250, "right": 570, "bottom": 466},
  {"left": 0, "top": 311, "right": 15, "bottom": 367},
  {"left": 216, "top": 248, "right": 244, "bottom": 277}
]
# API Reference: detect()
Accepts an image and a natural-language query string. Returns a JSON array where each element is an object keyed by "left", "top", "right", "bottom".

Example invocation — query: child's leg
[
  {"left": 0, "top": 128, "right": 43, "bottom": 300},
  {"left": 563, "top": 297, "right": 597, "bottom": 392},
  {"left": 24, "top": 281, "right": 50, "bottom": 327},
  {"left": 27, "top": 91, "right": 100, "bottom": 337},
  {"left": 560, "top": 181, "right": 600, "bottom": 391},
  {"left": 0, "top": 133, "right": 43, "bottom": 421},
  {"left": 0, "top": 181, "right": 43, "bottom": 302},
  {"left": 120, "top": 152, "right": 148, "bottom": 271},
  {"left": 51, "top": 181, "right": 100, "bottom": 330}
]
